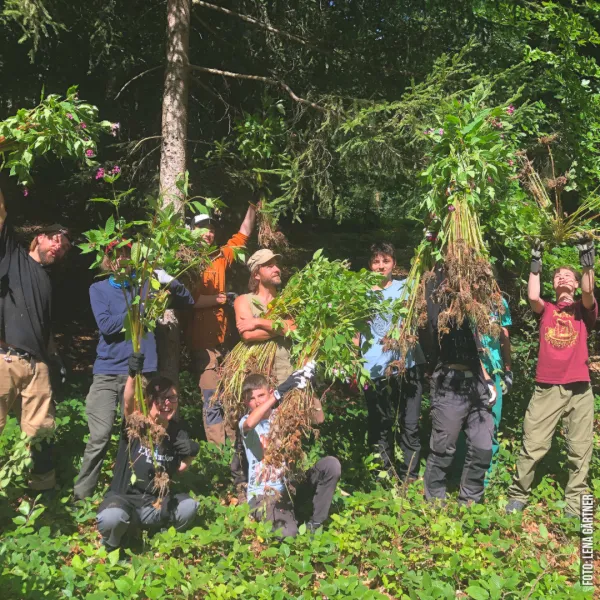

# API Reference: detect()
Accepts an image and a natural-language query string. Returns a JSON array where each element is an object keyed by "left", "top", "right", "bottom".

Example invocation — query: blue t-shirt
[
  {"left": 480, "top": 298, "right": 512, "bottom": 376},
  {"left": 239, "top": 414, "right": 285, "bottom": 500},
  {"left": 362, "top": 279, "right": 425, "bottom": 379}
]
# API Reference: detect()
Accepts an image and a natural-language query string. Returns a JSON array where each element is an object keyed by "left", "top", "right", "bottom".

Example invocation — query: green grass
[{"left": 0, "top": 366, "right": 598, "bottom": 599}]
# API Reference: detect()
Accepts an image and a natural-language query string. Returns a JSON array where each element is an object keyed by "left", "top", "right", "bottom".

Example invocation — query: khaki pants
[
  {"left": 192, "top": 348, "right": 235, "bottom": 445},
  {"left": 0, "top": 355, "right": 56, "bottom": 489},
  {"left": 508, "top": 382, "right": 593, "bottom": 515}
]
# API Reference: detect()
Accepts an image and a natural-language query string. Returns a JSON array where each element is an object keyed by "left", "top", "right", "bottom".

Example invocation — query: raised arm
[
  {"left": 239, "top": 202, "right": 257, "bottom": 237},
  {"left": 528, "top": 240, "right": 545, "bottom": 314},
  {"left": 124, "top": 353, "right": 145, "bottom": 417},
  {"left": 574, "top": 234, "right": 596, "bottom": 310},
  {"left": 242, "top": 392, "right": 279, "bottom": 432}
]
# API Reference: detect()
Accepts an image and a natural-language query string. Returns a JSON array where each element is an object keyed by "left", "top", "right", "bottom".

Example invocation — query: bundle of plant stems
[
  {"left": 517, "top": 146, "right": 600, "bottom": 245},
  {"left": 217, "top": 250, "right": 380, "bottom": 472},
  {"left": 81, "top": 172, "right": 212, "bottom": 506},
  {"left": 0, "top": 86, "right": 114, "bottom": 188}
]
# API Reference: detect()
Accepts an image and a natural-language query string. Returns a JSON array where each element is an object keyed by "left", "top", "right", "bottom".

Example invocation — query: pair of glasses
[{"left": 157, "top": 395, "right": 179, "bottom": 407}]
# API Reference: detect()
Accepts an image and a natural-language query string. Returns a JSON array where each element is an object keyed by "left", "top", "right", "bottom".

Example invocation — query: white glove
[
  {"left": 487, "top": 380, "right": 497, "bottom": 406},
  {"left": 274, "top": 361, "right": 316, "bottom": 401},
  {"left": 154, "top": 269, "right": 174, "bottom": 285}
]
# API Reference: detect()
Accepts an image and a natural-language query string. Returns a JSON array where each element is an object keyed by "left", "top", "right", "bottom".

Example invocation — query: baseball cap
[
  {"left": 37, "top": 224, "right": 72, "bottom": 244},
  {"left": 247, "top": 249, "right": 282, "bottom": 272},
  {"left": 192, "top": 214, "right": 216, "bottom": 228}
]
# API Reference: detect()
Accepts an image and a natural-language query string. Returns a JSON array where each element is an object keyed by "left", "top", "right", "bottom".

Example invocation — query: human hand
[
  {"left": 530, "top": 239, "right": 544, "bottom": 274},
  {"left": 215, "top": 292, "right": 227, "bottom": 305},
  {"left": 572, "top": 232, "right": 595, "bottom": 268},
  {"left": 283, "top": 319, "right": 297, "bottom": 334},
  {"left": 237, "top": 317, "right": 259, "bottom": 334},
  {"left": 503, "top": 370, "right": 513, "bottom": 395},
  {"left": 486, "top": 378, "right": 497, "bottom": 406},
  {"left": 154, "top": 269, "right": 175, "bottom": 285}
]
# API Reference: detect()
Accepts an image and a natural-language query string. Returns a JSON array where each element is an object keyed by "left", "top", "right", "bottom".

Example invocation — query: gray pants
[
  {"left": 249, "top": 456, "right": 341, "bottom": 538},
  {"left": 424, "top": 367, "right": 494, "bottom": 504},
  {"left": 74, "top": 374, "right": 128, "bottom": 500},
  {"left": 97, "top": 493, "right": 198, "bottom": 549}
]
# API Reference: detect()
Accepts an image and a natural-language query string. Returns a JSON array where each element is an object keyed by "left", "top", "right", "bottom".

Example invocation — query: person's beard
[{"left": 37, "top": 248, "right": 56, "bottom": 266}]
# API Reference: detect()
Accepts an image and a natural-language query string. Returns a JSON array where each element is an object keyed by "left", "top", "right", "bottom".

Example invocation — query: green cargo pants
[{"left": 508, "top": 382, "right": 594, "bottom": 515}]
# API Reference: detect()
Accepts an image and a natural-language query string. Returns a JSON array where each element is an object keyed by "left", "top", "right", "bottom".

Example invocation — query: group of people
[{"left": 0, "top": 185, "right": 596, "bottom": 552}]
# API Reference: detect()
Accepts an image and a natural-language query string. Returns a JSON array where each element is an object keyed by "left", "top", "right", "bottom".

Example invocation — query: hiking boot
[
  {"left": 505, "top": 499, "right": 526, "bottom": 514},
  {"left": 306, "top": 521, "right": 322, "bottom": 535}
]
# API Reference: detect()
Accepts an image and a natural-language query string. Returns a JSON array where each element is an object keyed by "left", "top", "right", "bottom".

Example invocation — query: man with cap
[
  {"left": 0, "top": 186, "right": 72, "bottom": 496},
  {"left": 73, "top": 240, "right": 195, "bottom": 500},
  {"left": 230, "top": 249, "right": 295, "bottom": 493},
  {"left": 188, "top": 203, "right": 256, "bottom": 446}
]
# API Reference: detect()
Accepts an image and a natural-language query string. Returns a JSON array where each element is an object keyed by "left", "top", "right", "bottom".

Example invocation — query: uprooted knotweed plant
[
  {"left": 386, "top": 88, "right": 524, "bottom": 359},
  {"left": 0, "top": 85, "right": 114, "bottom": 188},
  {"left": 80, "top": 172, "right": 213, "bottom": 504}
]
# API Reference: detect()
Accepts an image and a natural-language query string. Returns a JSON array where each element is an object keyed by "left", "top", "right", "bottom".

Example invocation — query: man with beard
[
  {"left": 0, "top": 186, "right": 72, "bottom": 495},
  {"left": 229, "top": 249, "right": 296, "bottom": 495}
]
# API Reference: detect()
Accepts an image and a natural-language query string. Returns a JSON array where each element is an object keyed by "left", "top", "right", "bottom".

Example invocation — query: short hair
[
  {"left": 242, "top": 373, "right": 269, "bottom": 404},
  {"left": 552, "top": 265, "right": 582, "bottom": 284},
  {"left": 369, "top": 242, "right": 396, "bottom": 264},
  {"left": 145, "top": 376, "right": 176, "bottom": 408},
  {"left": 247, "top": 267, "right": 260, "bottom": 293}
]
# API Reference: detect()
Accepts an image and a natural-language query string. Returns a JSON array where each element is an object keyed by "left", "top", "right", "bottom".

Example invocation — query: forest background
[{"left": 2, "top": 1, "right": 600, "bottom": 598}]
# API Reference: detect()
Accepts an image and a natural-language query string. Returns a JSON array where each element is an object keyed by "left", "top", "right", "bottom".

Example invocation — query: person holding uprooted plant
[
  {"left": 240, "top": 363, "right": 341, "bottom": 537},
  {"left": 361, "top": 242, "right": 426, "bottom": 483},
  {"left": 96, "top": 352, "right": 199, "bottom": 553},
  {"left": 421, "top": 263, "right": 497, "bottom": 505},
  {"left": 506, "top": 236, "right": 596, "bottom": 518},
  {"left": 73, "top": 242, "right": 195, "bottom": 501},
  {"left": 229, "top": 249, "right": 296, "bottom": 494}
]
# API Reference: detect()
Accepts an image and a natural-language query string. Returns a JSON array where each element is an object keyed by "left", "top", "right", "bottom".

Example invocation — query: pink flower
[
  {"left": 111, "top": 122, "right": 120, "bottom": 137},
  {"left": 448, "top": 205, "right": 456, "bottom": 212},
  {"left": 508, "top": 159, "right": 514, "bottom": 166},
  {"left": 85, "top": 149, "right": 95, "bottom": 158},
  {"left": 327, "top": 302, "right": 332, "bottom": 308},
  {"left": 363, "top": 384, "right": 369, "bottom": 391},
  {"left": 111, "top": 165, "right": 121, "bottom": 174},
  {"left": 438, "top": 128, "right": 444, "bottom": 135},
  {"left": 487, "top": 176, "right": 493, "bottom": 183},
  {"left": 506, "top": 105, "right": 515, "bottom": 115},
  {"left": 66, "top": 113, "right": 73, "bottom": 120},
  {"left": 95, "top": 168, "right": 105, "bottom": 180},
  {"left": 23, "top": 188, "right": 29, "bottom": 197},
  {"left": 80, "top": 122, "right": 87, "bottom": 129}
]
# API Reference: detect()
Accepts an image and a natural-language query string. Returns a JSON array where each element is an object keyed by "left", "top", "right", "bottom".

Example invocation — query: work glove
[
  {"left": 530, "top": 239, "right": 544, "bottom": 274},
  {"left": 128, "top": 352, "right": 145, "bottom": 377},
  {"left": 573, "top": 232, "right": 595, "bottom": 268},
  {"left": 485, "top": 378, "right": 497, "bottom": 407},
  {"left": 274, "top": 360, "right": 316, "bottom": 401},
  {"left": 503, "top": 370, "right": 513, "bottom": 395},
  {"left": 154, "top": 269, "right": 175, "bottom": 285}
]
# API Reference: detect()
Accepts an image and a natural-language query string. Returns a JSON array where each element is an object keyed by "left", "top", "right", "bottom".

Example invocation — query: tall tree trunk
[{"left": 157, "top": 0, "right": 191, "bottom": 386}]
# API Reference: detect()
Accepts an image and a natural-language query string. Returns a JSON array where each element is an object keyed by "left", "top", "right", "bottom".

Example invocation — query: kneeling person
[
  {"left": 97, "top": 354, "right": 199, "bottom": 551},
  {"left": 240, "top": 366, "right": 341, "bottom": 537}
]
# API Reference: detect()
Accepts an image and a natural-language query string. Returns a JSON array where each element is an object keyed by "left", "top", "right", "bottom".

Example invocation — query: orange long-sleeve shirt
[{"left": 189, "top": 231, "right": 248, "bottom": 350}]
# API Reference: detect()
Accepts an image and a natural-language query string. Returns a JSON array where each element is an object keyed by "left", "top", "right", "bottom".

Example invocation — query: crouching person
[
  {"left": 240, "top": 364, "right": 341, "bottom": 537},
  {"left": 96, "top": 353, "right": 199, "bottom": 552}
]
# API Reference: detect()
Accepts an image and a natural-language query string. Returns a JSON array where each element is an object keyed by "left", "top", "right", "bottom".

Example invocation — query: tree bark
[{"left": 157, "top": 0, "right": 191, "bottom": 387}]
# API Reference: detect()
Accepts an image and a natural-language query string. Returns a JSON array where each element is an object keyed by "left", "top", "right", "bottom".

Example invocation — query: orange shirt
[{"left": 190, "top": 231, "right": 249, "bottom": 350}]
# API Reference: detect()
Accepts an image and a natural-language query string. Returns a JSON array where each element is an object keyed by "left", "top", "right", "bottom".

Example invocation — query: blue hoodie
[{"left": 90, "top": 277, "right": 194, "bottom": 375}]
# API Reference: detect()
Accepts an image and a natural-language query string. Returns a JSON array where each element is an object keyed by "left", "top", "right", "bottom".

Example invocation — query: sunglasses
[{"left": 156, "top": 394, "right": 179, "bottom": 407}]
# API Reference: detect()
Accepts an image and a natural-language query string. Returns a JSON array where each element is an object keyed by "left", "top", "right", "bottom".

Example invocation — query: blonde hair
[{"left": 248, "top": 267, "right": 260, "bottom": 293}]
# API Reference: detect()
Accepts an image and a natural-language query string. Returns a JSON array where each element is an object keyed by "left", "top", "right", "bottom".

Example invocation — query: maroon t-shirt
[{"left": 535, "top": 299, "right": 597, "bottom": 385}]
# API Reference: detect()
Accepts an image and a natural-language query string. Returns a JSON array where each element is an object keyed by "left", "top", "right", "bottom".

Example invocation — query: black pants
[
  {"left": 365, "top": 365, "right": 424, "bottom": 480},
  {"left": 249, "top": 456, "right": 341, "bottom": 537},
  {"left": 231, "top": 429, "right": 249, "bottom": 487},
  {"left": 424, "top": 366, "right": 494, "bottom": 504}
]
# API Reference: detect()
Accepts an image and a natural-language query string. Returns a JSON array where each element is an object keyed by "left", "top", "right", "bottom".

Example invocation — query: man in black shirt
[
  {"left": 0, "top": 186, "right": 72, "bottom": 492},
  {"left": 96, "top": 353, "right": 199, "bottom": 551},
  {"left": 421, "top": 265, "right": 497, "bottom": 504}
]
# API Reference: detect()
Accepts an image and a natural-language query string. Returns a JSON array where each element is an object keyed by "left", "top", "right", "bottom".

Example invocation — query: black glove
[
  {"left": 503, "top": 370, "right": 513, "bottom": 395},
  {"left": 128, "top": 352, "right": 145, "bottom": 377},
  {"left": 274, "top": 361, "right": 316, "bottom": 402},
  {"left": 530, "top": 239, "right": 544, "bottom": 274},
  {"left": 573, "top": 232, "right": 595, "bottom": 268}
]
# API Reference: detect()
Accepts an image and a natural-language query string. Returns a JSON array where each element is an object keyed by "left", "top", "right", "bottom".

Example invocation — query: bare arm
[
  {"left": 528, "top": 272, "right": 545, "bottom": 314},
  {"left": 500, "top": 327, "right": 511, "bottom": 371},
  {"left": 124, "top": 375, "right": 136, "bottom": 417},
  {"left": 310, "top": 396, "right": 325, "bottom": 425},
  {"left": 239, "top": 203, "right": 257, "bottom": 237},
  {"left": 581, "top": 267, "right": 595, "bottom": 310},
  {"left": 234, "top": 295, "right": 293, "bottom": 342},
  {"left": 242, "top": 394, "right": 279, "bottom": 433}
]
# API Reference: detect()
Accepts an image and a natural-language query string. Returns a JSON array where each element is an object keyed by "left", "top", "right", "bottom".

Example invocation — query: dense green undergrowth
[{"left": 1, "top": 355, "right": 599, "bottom": 599}]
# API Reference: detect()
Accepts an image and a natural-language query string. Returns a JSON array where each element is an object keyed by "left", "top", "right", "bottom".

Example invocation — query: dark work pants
[
  {"left": 249, "top": 456, "right": 341, "bottom": 537},
  {"left": 231, "top": 429, "right": 249, "bottom": 487},
  {"left": 364, "top": 365, "right": 424, "bottom": 480},
  {"left": 424, "top": 366, "right": 494, "bottom": 504}
]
